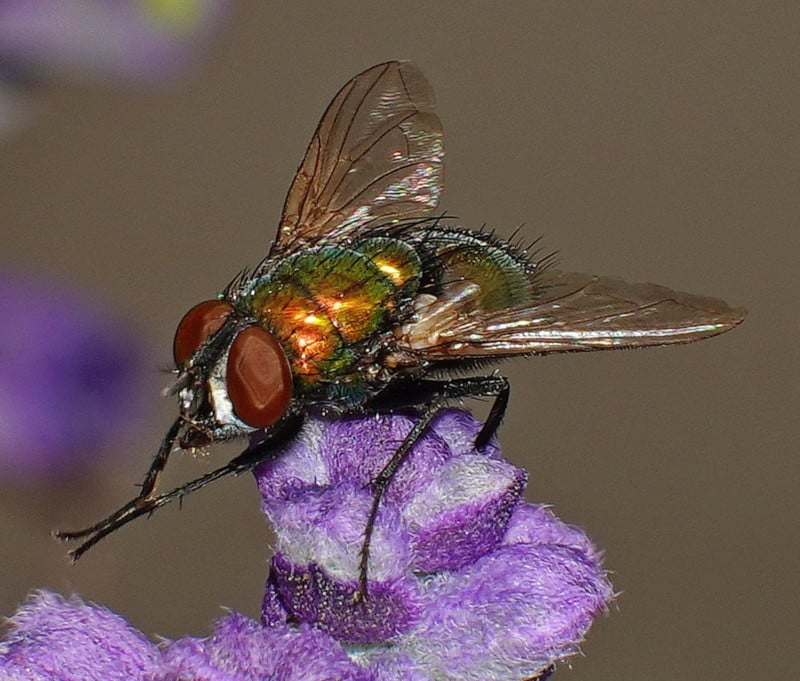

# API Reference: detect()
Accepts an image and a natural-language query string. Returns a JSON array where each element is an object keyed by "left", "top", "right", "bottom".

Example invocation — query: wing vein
[{"left": 314, "top": 64, "right": 391, "bottom": 215}]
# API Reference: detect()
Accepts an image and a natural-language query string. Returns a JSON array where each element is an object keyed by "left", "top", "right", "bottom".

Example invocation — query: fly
[{"left": 55, "top": 62, "right": 744, "bottom": 596}]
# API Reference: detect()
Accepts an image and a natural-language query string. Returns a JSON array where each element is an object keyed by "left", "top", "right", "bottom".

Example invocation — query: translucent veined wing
[
  {"left": 271, "top": 61, "right": 444, "bottom": 256},
  {"left": 398, "top": 270, "right": 745, "bottom": 359}
]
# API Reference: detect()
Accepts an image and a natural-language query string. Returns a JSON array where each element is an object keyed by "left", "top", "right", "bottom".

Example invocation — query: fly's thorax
[
  {"left": 242, "top": 242, "right": 421, "bottom": 383},
  {"left": 352, "top": 237, "right": 421, "bottom": 294}
]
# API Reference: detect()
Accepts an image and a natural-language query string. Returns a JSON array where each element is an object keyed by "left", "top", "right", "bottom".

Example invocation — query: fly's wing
[
  {"left": 271, "top": 61, "right": 444, "bottom": 257},
  {"left": 400, "top": 270, "right": 745, "bottom": 358}
]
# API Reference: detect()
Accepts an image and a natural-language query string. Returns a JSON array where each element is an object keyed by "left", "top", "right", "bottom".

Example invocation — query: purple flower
[
  {"left": 0, "top": 269, "right": 149, "bottom": 482},
  {"left": 1, "top": 592, "right": 373, "bottom": 681},
  {"left": 161, "top": 612, "right": 373, "bottom": 681},
  {"left": 0, "top": 0, "right": 231, "bottom": 135},
  {"left": 0, "top": 0, "right": 231, "bottom": 83},
  {"left": 2, "top": 410, "right": 612, "bottom": 679},
  {"left": 257, "top": 409, "right": 612, "bottom": 678},
  {"left": 0, "top": 591, "right": 160, "bottom": 680}
]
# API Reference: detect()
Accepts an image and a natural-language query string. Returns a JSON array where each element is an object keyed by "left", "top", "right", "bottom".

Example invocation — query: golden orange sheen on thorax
[{"left": 244, "top": 241, "right": 421, "bottom": 385}]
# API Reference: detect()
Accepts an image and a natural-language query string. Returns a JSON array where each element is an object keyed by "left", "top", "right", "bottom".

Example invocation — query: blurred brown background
[{"left": 1, "top": 3, "right": 796, "bottom": 680}]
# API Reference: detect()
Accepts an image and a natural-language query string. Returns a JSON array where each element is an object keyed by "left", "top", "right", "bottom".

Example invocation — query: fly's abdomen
[
  {"left": 439, "top": 243, "right": 533, "bottom": 311},
  {"left": 415, "top": 227, "right": 536, "bottom": 312},
  {"left": 247, "top": 242, "right": 420, "bottom": 383}
]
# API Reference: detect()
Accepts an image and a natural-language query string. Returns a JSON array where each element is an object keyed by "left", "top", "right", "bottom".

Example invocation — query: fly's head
[{"left": 167, "top": 300, "right": 294, "bottom": 451}]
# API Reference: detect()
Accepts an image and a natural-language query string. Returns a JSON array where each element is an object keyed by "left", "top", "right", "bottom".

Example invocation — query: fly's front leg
[
  {"left": 139, "top": 416, "right": 184, "bottom": 498},
  {"left": 54, "top": 413, "right": 304, "bottom": 561},
  {"left": 54, "top": 416, "right": 184, "bottom": 543},
  {"left": 59, "top": 439, "right": 285, "bottom": 561}
]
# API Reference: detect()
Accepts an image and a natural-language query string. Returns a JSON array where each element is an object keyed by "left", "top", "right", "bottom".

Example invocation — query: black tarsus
[
  {"left": 356, "top": 374, "right": 511, "bottom": 598},
  {"left": 54, "top": 413, "right": 305, "bottom": 561},
  {"left": 54, "top": 416, "right": 184, "bottom": 542}
]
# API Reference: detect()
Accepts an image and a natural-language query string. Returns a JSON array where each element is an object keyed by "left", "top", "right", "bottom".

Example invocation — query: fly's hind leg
[
  {"left": 368, "top": 374, "right": 510, "bottom": 448},
  {"left": 473, "top": 375, "right": 510, "bottom": 449}
]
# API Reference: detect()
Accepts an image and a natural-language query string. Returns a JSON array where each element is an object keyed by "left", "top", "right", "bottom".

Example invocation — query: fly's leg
[
  {"left": 474, "top": 376, "right": 510, "bottom": 449},
  {"left": 357, "top": 404, "right": 442, "bottom": 600},
  {"left": 58, "top": 445, "right": 271, "bottom": 561},
  {"left": 54, "top": 416, "right": 184, "bottom": 542},
  {"left": 55, "top": 414, "right": 304, "bottom": 561},
  {"left": 357, "top": 374, "right": 510, "bottom": 599},
  {"left": 368, "top": 374, "right": 510, "bottom": 449},
  {"left": 139, "top": 416, "right": 184, "bottom": 497},
  {"left": 433, "top": 374, "right": 510, "bottom": 449}
]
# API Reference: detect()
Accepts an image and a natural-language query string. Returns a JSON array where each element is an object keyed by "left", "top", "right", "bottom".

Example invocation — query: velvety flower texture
[
  {"left": 256, "top": 410, "right": 612, "bottom": 679},
  {"left": 1, "top": 410, "right": 612, "bottom": 680}
]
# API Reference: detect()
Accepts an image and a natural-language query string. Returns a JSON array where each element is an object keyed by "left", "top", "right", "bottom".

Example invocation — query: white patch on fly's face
[
  {"left": 179, "top": 344, "right": 253, "bottom": 432},
  {"left": 209, "top": 346, "right": 253, "bottom": 430}
]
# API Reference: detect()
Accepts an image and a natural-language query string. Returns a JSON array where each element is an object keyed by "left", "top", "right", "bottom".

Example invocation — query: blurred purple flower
[
  {"left": 0, "top": 269, "right": 149, "bottom": 482},
  {"left": 0, "top": 0, "right": 231, "bottom": 82},
  {"left": 2, "top": 410, "right": 612, "bottom": 679},
  {"left": 0, "top": 0, "right": 231, "bottom": 135}
]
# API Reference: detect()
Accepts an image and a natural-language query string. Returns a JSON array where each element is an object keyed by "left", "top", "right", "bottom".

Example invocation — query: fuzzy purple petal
[
  {"left": 265, "top": 482, "right": 413, "bottom": 582},
  {"left": 504, "top": 502, "right": 605, "bottom": 564},
  {"left": 320, "top": 414, "right": 453, "bottom": 505},
  {"left": 268, "top": 553, "right": 423, "bottom": 644},
  {"left": 0, "top": 591, "right": 159, "bottom": 680},
  {"left": 429, "top": 408, "right": 502, "bottom": 459},
  {"left": 255, "top": 409, "right": 613, "bottom": 674},
  {"left": 362, "top": 651, "right": 431, "bottom": 681},
  {"left": 405, "top": 456, "right": 526, "bottom": 572},
  {"left": 161, "top": 612, "right": 372, "bottom": 681},
  {"left": 393, "top": 544, "right": 613, "bottom": 680},
  {"left": 260, "top": 469, "right": 424, "bottom": 642}
]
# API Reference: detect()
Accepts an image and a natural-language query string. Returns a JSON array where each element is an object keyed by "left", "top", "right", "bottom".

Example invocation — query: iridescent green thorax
[
  {"left": 244, "top": 239, "right": 421, "bottom": 385},
  {"left": 237, "top": 226, "right": 535, "bottom": 389}
]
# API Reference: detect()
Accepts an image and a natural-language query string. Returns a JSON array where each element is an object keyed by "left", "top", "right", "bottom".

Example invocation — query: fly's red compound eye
[
  {"left": 226, "top": 326, "right": 293, "bottom": 428},
  {"left": 173, "top": 300, "right": 234, "bottom": 368}
]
